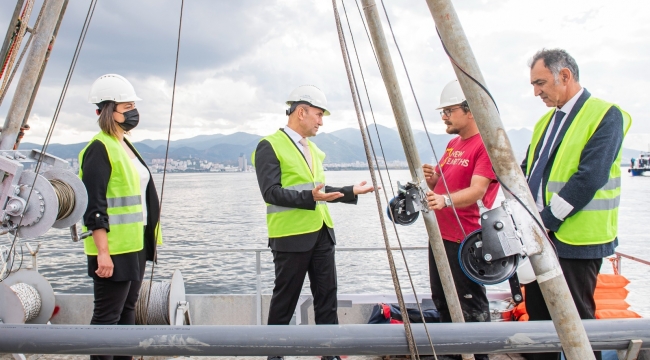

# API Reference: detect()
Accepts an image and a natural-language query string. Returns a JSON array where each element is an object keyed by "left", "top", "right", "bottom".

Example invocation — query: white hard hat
[
  {"left": 88, "top": 74, "right": 142, "bottom": 104},
  {"left": 436, "top": 79, "right": 466, "bottom": 109},
  {"left": 286, "top": 85, "right": 330, "bottom": 116}
]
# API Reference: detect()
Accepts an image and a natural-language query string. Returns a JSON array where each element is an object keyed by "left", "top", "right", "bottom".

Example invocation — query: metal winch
[
  {"left": 0, "top": 149, "right": 88, "bottom": 324},
  {"left": 386, "top": 181, "right": 428, "bottom": 226},
  {"left": 135, "top": 270, "right": 191, "bottom": 326},
  {"left": 458, "top": 199, "right": 535, "bottom": 285},
  {"left": 0, "top": 150, "right": 87, "bottom": 239},
  {"left": 0, "top": 243, "right": 55, "bottom": 324}
]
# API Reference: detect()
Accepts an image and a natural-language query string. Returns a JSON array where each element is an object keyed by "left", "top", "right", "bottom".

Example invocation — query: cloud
[{"left": 0, "top": 0, "right": 648, "bottom": 149}]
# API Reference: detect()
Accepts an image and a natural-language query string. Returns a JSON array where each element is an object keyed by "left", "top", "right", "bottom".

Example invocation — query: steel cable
[
  {"left": 333, "top": 2, "right": 422, "bottom": 358},
  {"left": 136, "top": 280, "right": 170, "bottom": 325},
  {"left": 49, "top": 179, "right": 75, "bottom": 220},
  {"left": 339, "top": 0, "right": 441, "bottom": 358},
  {"left": 142, "top": 0, "right": 185, "bottom": 326}
]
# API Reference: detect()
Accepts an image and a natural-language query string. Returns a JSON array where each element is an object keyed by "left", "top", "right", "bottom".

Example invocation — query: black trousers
[
  {"left": 429, "top": 240, "right": 490, "bottom": 360},
  {"left": 268, "top": 226, "right": 338, "bottom": 325},
  {"left": 523, "top": 257, "right": 603, "bottom": 360},
  {"left": 90, "top": 276, "right": 143, "bottom": 360}
]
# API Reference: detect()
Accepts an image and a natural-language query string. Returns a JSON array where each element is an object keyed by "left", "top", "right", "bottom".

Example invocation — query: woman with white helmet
[{"left": 79, "top": 74, "right": 162, "bottom": 360}]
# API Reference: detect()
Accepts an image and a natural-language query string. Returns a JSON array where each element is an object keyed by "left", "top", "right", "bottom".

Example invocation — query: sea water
[{"left": 10, "top": 170, "right": 650, "bottom": 317}]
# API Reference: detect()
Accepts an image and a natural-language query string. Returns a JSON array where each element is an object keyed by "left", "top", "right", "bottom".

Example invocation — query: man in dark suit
[
  {"left": 522, "top": 49, "right": 631, "bottom": 360},
  {"left": 253, "top": 85, "right": 376, "bottom": 360}
]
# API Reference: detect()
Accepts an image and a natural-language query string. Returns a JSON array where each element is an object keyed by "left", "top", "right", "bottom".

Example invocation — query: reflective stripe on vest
[
  {"left": 252, "top": 130, "right": 334, "bottom": 238},
  {"left": 78, "top": 131, "right": 146, "bottom": 255},
  {"left": 527, "top": 97, "right": 631, "bottom": 245}
]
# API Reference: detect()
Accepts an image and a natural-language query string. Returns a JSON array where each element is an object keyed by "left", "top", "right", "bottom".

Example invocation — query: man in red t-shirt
[{"left": 422, "top": 80, "right": 499, "bottom": 360}]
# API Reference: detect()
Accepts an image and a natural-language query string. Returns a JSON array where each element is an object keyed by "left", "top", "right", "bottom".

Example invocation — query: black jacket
[
  {"left": 81, "top": 138, "right": 161, "bottom": 263},
  {"left": 521, "top": 89, "right": 623, "bottom": 258},
  {"left": 254, "top": 129, "right": 358, "bottom": 252}
]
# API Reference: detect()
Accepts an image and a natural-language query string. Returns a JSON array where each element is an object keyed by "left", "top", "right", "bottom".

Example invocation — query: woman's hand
[
  {"left": 92, "top": 228, "right": 113, "bottom": 278},
  {"left": 96, "top": 252, "right": 114, "bottom": 278}
]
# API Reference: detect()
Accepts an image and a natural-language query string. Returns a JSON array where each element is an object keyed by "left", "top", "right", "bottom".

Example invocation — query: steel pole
[
  {"left": 1, "top": 320, "right": 649, "bottom": 356},
  {"left": 359, "top": 2, "right": 472, "bottom": 358},
  {"left": 424, "top": 1, "right": 596, "bottom": 359},
  {"left": 331, "top": 1, "right": 418, "bottom": 358},
  {"left": 0, "top": 0, "right": 65, "bottom": 150}
]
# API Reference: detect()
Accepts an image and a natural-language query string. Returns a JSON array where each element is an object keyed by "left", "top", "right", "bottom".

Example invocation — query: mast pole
[
  {"left": 0, "top": 0, "right": 66, "bottom": 150},
  {"left": 424, "top": 1, "right": 596, "bottom": 359},
  {"left": 331, "top": 1, "right": 418, "bottom": 358},
  {"left": 360, "top": 1, "right": 473, "bottom": 359}
]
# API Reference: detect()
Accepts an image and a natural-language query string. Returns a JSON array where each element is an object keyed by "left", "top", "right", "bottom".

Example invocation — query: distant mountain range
[{"left": 21, "top": 125, "right": 637, "bottom": 166}]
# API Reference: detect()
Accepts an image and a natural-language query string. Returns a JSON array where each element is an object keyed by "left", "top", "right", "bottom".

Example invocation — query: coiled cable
[
  {"left": 49, "top": 179, "right": 75, "bottom": 221},
  {"left": 136, "top": 280, "right": 170, "bottom": 325}
]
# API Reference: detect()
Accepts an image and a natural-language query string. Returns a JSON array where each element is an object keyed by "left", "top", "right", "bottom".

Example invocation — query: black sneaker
[
  {"left": 267, "top": 357, "right": 284, "bottom": 360},
  {"left": 321, "top": 357, "right": 342, "bottom": 360}
]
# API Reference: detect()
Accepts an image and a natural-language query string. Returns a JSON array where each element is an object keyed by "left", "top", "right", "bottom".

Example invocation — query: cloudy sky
[{"left": 1, "top": 0, "right": 648, "bottom": 149}]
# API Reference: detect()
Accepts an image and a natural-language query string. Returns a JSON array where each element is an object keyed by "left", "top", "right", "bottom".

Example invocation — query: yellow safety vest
[
  {"left": 526, "top": 97, "right": 632, "bottom": 245},
  {"left": 79, "top": 131, "right": 156, "bottom": 255},
  {"left": 252, "top": 130, "right": 334, "bottom": 238}
]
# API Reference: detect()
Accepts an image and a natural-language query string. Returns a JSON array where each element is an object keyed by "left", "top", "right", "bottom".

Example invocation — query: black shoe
[
  {"left": 267, "top": 357, "right": 284, "bottom": 360},
  {"left": 321, "top": 357, "right": 342, "bottom": 360}
]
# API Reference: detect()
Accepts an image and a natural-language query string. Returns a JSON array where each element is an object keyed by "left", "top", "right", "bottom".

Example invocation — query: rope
[
  {"left": 0, "top": 0, "right": 35, "bottom": 99},
  {"left": 333, "top": 1, "right": 424, "bottom": 359},
  {"left": 340, "top": 1, "right": 441, "bottom": 358},
  {"left": 49, "top": 179, "right": 75, "bottom": 220},
  {"left": 1, "top": 0, "right": 97, "bottom": 282},
  {"left": 142, "top": 0, "right": 185, "bottom": 326},
  {"left": 136, "top": 280, "right": 171, "bottom": 325},
  {"left": 10, "top": 282, "right": 41, "bottom": 322},
  {"left": 0, "top": 0, "right": 45, "bottom": 109}
]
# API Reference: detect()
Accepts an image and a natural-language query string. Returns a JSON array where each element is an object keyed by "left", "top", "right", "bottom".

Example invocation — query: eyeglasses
[{"left": 439, "top": 106, "right": 462, "bottom": 118}]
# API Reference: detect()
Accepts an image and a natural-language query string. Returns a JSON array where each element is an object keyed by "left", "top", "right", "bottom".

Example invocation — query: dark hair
[
  {"left": 530, "top": 48, "right": 580, "bottom": 82},
  {"left": 97, "top": 101, "right": 120, "bottom": 137},
  {"left": 460, "top": 100, "right": 470, "bottom": 114}
]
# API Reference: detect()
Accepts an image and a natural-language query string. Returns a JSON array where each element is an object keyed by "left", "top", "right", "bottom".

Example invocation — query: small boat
[{"left": 628, "top": 151, "right": 650, "bottom": 176}]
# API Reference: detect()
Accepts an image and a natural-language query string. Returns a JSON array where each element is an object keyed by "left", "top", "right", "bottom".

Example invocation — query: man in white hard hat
[
  {"left": 422, "top": 79, "right": 499, "bottom": 360},
  {"left": 252, "top": 85, "right": 376, "bottom": 360}
]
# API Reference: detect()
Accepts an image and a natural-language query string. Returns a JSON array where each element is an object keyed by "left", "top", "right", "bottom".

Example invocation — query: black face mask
[{"left": 115, "top": 108, "right": 140, "bottom": 131}]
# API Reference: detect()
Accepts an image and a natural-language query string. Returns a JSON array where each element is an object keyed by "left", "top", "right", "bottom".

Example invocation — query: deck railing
[{"left": 35, "top": 246, "right": 650, "bottom": 325}]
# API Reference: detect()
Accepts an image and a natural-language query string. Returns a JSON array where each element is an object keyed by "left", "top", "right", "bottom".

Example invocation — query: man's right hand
[{"left": 312, "top": 183, "right": 343, "bottom": 202}]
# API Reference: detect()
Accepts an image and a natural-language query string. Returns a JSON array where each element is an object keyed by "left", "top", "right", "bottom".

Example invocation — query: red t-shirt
[{"left": 433, "top": 133, "right": 499, "bottom": 242}]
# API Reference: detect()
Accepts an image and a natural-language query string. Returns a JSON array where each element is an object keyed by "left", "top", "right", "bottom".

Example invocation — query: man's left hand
[
  {"left": 427, "top": 191, "right": 446, "bottom": 210},
  {"left": 353, "top": 181, "right": 378, "bottom": 195}
]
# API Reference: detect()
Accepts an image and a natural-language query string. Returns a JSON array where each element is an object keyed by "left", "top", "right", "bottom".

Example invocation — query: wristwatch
[{"left": 443, "top": 195, "right": 452, "bottom": 208}]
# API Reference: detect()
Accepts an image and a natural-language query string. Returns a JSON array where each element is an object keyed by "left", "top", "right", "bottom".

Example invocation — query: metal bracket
[
  {"left": 174, "top": 301, "right": 192, "bottom": 326},
  {"left": 296, "top": 295, "right": 313, "bottom": 325},
  {"left": 617, "top": 339, "right": 642, "bottom": 360},
  {"left": 24, "top": 242, "right": 41, "bottom": 271}
]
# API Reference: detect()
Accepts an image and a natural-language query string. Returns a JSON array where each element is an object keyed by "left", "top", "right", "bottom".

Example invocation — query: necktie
[
  {"left": 528, "top": 110, "right": 565, "bottom": 202},
  {"left": 299, "top": 138, "right": 313, "bottom": 172}
]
